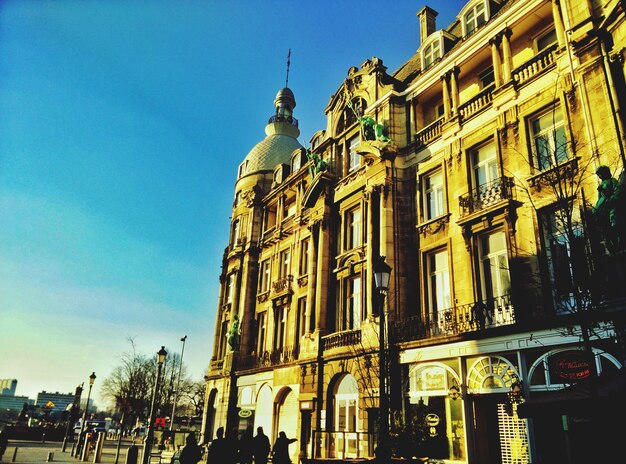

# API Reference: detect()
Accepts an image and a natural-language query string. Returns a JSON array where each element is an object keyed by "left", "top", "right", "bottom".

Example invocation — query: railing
[
  {"left": 238, "top": 346, "right": 299, "bottom": 370},
  {"left": 394, "top": 294, "right": 515, "bottom": 343},
  {"left": 312, "top": 431, "right": 375, "bottom": 460},
  {"left": 512, "top": 44, "right": 557, "bottom": 87},
  {"left": 458, "top": 84, "right": 494, "bottom": 122},
  {"left": 268, "top": 114, "right": 299, "bottom": 127},
  {"left": 458, "top": 176, "right": 514, "bottom": 217},
  {"left": 322, "top": 329, "right": 362, "bottom": 350},
  {"left": 414, "top": 117, "right": 444, "bottom": 147},
  {"left": 272, "top": 275, "right": 293, "bottom": 294}
]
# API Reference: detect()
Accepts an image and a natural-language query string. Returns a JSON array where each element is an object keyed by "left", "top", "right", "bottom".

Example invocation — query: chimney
[{"left": 417, "top": 6, "right": 438, "bottom": 45}]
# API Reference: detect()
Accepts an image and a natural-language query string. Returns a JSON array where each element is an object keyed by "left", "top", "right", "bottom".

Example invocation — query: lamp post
[
  {"left": 77, "top": 372, "right": 96, "bottom": 460},
  {"left": 142, "top": 346, "right": 167, "bottom": 464},
  {"left": 373, "top": 256, "right": 392, "bottom": 462},
  {"left": 169, "top": 335, "right": 187, "bottom": 431}
]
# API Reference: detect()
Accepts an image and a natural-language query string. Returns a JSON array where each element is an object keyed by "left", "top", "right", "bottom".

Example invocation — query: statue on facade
[
  {"left": 346, "top": 98, "right": 391, "bottom": 143},
  {"left": 306, "top": 149, "right": 329, "bottom": 178},
  {"left": 593, "top": 165, "right": 623, "bottom": 253},
  {"left": 227, "top": 314, "right": 240, "bottom": 352}
]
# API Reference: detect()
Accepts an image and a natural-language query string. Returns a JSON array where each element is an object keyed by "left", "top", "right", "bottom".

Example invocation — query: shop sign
[
  {"left": 238, "top": 409, "right": 253, "bottom": 418},
  {"left": 549, "top": 351, "right": 591, "bottom": 382}
]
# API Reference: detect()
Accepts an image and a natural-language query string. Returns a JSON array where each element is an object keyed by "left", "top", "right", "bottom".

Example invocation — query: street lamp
[
  {"left": 373, "top": 256, "right": 392, "bottom": 462},
  {"left": 142, "top": 346, "right": 167, "bottom": 464},
  {"left": 77, "top": 372, "right": 96, "bottom": 460},
  {"left": 169, "top": 335, "right": 187, "bottom": 431}
]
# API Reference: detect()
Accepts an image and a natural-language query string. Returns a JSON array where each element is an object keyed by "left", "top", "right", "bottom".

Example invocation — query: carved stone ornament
[
  {"left": 417, "top": 215, "right": 450, "bottom": 237},
  {"left": 241, "top": 187, "right": 260, "bottom": 207}
]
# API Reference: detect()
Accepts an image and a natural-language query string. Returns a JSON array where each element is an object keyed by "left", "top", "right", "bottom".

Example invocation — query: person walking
[
  {"left": 207, "top": 427, "right": 226, "bottom": 461},
  {"left": 252, "top": 427, "right": 271, "bottom": 464},
  {"left": 0, "top": 428, "right": 8, "bottom": 463},
  {"left": 271, "top": 431, "right": 297, "bottom": 464},
  {"left": 179, "top": 433, "right": 203, "bottom": 464},
  {"left": 238, "top": 426, "right": 254, "bottom": 464}
]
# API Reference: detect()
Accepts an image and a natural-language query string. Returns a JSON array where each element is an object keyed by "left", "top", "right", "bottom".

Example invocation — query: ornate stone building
[{"left": 202, "top": 1, "right": 626, "bottom": 463}]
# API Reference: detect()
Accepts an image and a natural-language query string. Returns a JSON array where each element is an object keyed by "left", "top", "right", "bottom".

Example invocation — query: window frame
[
  {"left": 461, "top": 0, "right": 487, "bottom": 37},
  {"left": 299, "top": 238, "right": 310, "bottom": 276},
  {"left": 528, "top": 104, "right": 568, "bottom": 171},
  {"left": 425, "top": 248, "right": 451, "bottom": 314},
  {"left": 259, "top": 259, "right": 271, "bottom": 293},
  {"left": 477, "top": 230, "right": 511, "bottom": 302},
  {"left": 348, "top": 135, "right": 361, "bottom": 171},
  {"left": 279, "top": 248, "right": 291, "bottom": 278},
  {"left": 422, "top": 169, "right": 446, "bottom": 221}
]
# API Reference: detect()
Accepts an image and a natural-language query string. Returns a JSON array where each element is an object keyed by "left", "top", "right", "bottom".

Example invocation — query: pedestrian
[
  {"left": 224, "top": 427, "right": 239, "bottom": 464},
  {"left": 271, "top": 431, "right": 297, "bottom": 464},
  {"left": 179, "top": 433, "right": 203, "bottom": 464},
  {"left": 252, "top": 427, "right": 271, "bottom": 464},
  {"left": 238, "top": 426, "right": 254, "bottom": 464},
  {"left": 0, "top": 428, "right": 8, "bottom": 462},
  {"left": 207, "top": 427, "right": 226, "bottom": 462}
]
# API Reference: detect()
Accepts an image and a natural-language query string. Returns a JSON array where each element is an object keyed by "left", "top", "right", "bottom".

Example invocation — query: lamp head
[
  {"left": 89, "top": 372, "right": 96, "bottom": 385},
  {"left": 373, "top": 256, "right": 392, "bottom": 292},
  {"left": 157, "top": 346, "right": 167, "bottom": 365}
]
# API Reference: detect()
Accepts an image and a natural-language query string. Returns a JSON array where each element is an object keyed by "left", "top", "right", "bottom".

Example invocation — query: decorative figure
[
  {"left": 227, "top": 314, "right": 240, "bottom": 352},
  {"left": 593, "top": 165, "right": 623, "bottom": 253},
  {"left": 346, "top": 97, "right": 391, "bottom": 143},
  {"left": 306, "top": 149, "right": 328, "bottom": 178}
]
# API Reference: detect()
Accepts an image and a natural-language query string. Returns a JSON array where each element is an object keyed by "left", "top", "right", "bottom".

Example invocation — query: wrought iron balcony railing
[
  {"left": 394, "top": 294, "right": 515, "bottom": 343},
  {"left": 268, "top": 114, "right": 299, "bottom": 127},
  {"left": 238, "top": 346, "right": 299, "bottom": 370},
  {"left": 322, "top": 329, "right": 362, "bottom": 351},
  {"left": 459, "top": 176, "right": 514, "bottom": 217}
]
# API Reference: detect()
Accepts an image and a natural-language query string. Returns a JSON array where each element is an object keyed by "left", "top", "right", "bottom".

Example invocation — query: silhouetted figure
[
  {"left": 0, "top": 428, "right": 8, "bottom": 462},
  {"left": 179, "top": 433, "right": 202, "bottom": 464},
  {"left": 225, "top": 427, "right": 239, "bottom": 464},
  {"left": 271, "top": 431, "right": 297, "bottom": 464},
  {"left": 593, "top": 165, "right": 623, "bottom": 253},
  {"left": 207, "top": 427, "right": 226, "bottom": 462},
  {"left": 252, "top": 427, "right": 271, "bottom": 464},
  {"left": 238, "top": 426, "right": 254, "bottom": 464}
]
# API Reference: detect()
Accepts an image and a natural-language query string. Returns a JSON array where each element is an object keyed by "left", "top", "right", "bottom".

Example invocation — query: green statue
[
  {"left": 593, "top": 165, "right": 623, "bottom": 253},
  {"left": 306, "top": 149, "right": 328, "bottom": 178},
  {"left": 346, "top": 98, "right": 391, "bottom": 142},
  {"left": 227, "top": 314, "right": 240, "bottom": 351}
]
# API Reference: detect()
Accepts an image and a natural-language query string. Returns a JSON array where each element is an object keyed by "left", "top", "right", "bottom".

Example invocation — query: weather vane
[{"left": 286, "top": 48, "right": 291, "bottom": 88}]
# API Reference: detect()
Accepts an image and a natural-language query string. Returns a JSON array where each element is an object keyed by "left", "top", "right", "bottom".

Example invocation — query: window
[
  {"left": 541, "top": 205, "right": 585, "bottom": 314},
  {"left": 423, "top": 40, "right": 441, "bottom": 68},
  {"left": 463, "top": 1, "right": 486, "bottom": 36},
  {"left": 345, "top": 207, "right": 362, "bottom": 250},
  {"left": 427, "top": 249, "right": 451, "bottom": 313},
  {"left": 265, "top": 204, "right": 277, "bottom": 230},
  {"left": 226, "top": 273, "right": 235, "bottom": 304},
  {"left": 478, "top": 231, "right": 510, "bottom": 300},
  {"left": 219, "top": 319, "right": 229, "bottom": 358},
  {"left": 334, "top": 375, "right": 359, "bottom": 457},
  {"left": 234, "top": 191, "right": 241, "bottom": 208},
  {"left": 297, "top": 297, "right": 307, "bottom": 340},
  {"left": 231, "top": 219, "right": 241, "bottom": 246},
  {"left": 259, "top": 259, "right": 271, "bottom": 293},
  {"left": 273, "top": 305, "right": 288, "bottom": 351},
  {"left": 530, "top": 106, "right": 568, "bottom": 170},
  {"left": 479, "top": 67, "right": 494, "bottom": 89},
  {"left": 343, "top": 276, "right": 362, "bottom": 330},
  {"left": 283, "top": 197, "right": 296, "bottom": 219},
  {"left": 424, "top": 170, "right": 445, "bottom": 220},
  {"left": 257, "top": 312, "right": 267, "bottom": 354},
  {"left": 292, "top": 153, "right": 301, "bottom": 172},
  {"left": 472, "top": 142, "right": 499, "bottom": 200},
  {"left": 299, "top": 238, "right": 310, "bottom": 276},
  {"left": 238, "top": 161, "right": 247, "bottom": 178},
  {"left": 279, "top": 249, "right": 291, "bottom": 278},
  {"left": 537, "top": 28, "right": 557, "bottom": 53},
  {"left": 348, "top": 136, "right": 360, "bottom": 171}
]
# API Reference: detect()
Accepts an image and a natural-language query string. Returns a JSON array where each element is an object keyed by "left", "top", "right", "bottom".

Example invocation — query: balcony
[
  {"left": 458, "top": 84, "right": 494, "bottom": 122},
  {"left": 238, "top": 346, "right": 299, "bottom": 370},
  {"left": 322, "top": 329, "right": 362, "bottom": 351},
  {"left": 268, "top": 114, "right": 299, "bottom": 127},
  {"left": 394, "top": 294, "right": 516, "bottom": 343},
  {"left": 414, "top": 116, "right": 444, "bottom": 148},
  {"left": 512, "top": 44, "right": 557, "bottom": 88},
  {"left": 458, "top": 176, "right": 514, "bottom": 218},
  {"left": 272, "top": 275, "right": 293, "bottom": 295}
]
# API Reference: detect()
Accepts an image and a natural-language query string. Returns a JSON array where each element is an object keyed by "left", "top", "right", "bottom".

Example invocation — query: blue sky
[{"left": 0, "top": 0, "right": 465, "bottom": 408}]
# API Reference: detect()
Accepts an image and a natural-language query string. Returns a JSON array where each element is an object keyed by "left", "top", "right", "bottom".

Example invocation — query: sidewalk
[{"left": 2, "top": 439, "right": 153, "bottom": 464}]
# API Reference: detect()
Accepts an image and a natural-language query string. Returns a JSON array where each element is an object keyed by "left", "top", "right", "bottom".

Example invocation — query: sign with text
[{"left": 549, "top": 350, "right": 592, "bottom": 382}]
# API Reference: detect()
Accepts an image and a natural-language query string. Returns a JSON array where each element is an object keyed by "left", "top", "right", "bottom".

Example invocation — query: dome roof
[
  {"left": 242, "top": 133, "right": 302, "bottom": 174},
  {"left": 240, "top": 86, "right": 302, "bottom": 176}
]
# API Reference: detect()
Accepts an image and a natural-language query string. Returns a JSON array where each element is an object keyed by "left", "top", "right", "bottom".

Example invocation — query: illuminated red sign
[{"left": 549, "top": 351, "right": 591, "bottom": 382}]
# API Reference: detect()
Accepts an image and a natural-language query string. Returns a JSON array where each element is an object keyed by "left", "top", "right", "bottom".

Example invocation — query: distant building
[
  {"left": 0, "top": 395, "right": 31, "bottom": 412},
  {"left": 36, "top": 391, "right": 74, "bottom": 413},
  {"left": 0, "top": 379, "right": 17, "bottom": 396}
]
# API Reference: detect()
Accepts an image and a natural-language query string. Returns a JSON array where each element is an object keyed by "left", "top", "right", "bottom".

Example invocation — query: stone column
[
  {"left": 552, "top": 0, "right": 566, "bottom": 48},
  {"left": 501, "top": 29, "right": 513, "bottom": 83},
  {"left": 305, "top": 223, "right": 318, "bottom": 334},
  {"left": 490, "top": 37, "right": 502, "bottom": 87},
  {"left": 315, "top": 217, "right": 329, "bottom": 333},
  {"left": 441, "top": 74, "right": 451, "bottom": 119},
  {"left": 450, "top": 67, "right": 460, "bottom": 116}
]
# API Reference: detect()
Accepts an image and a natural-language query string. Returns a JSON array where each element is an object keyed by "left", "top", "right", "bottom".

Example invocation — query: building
[
  {"left": 0, "top": 379, "right": 17, "bottom": 396},
  {"left": 0, "top": 395, "right": 32, "bottom": 413},
  {"left": 35, "top": 391, "right": 75, "bottom": 413},
  {"left": 202, "top": 1, "right": 626, "bottom": 463}
]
